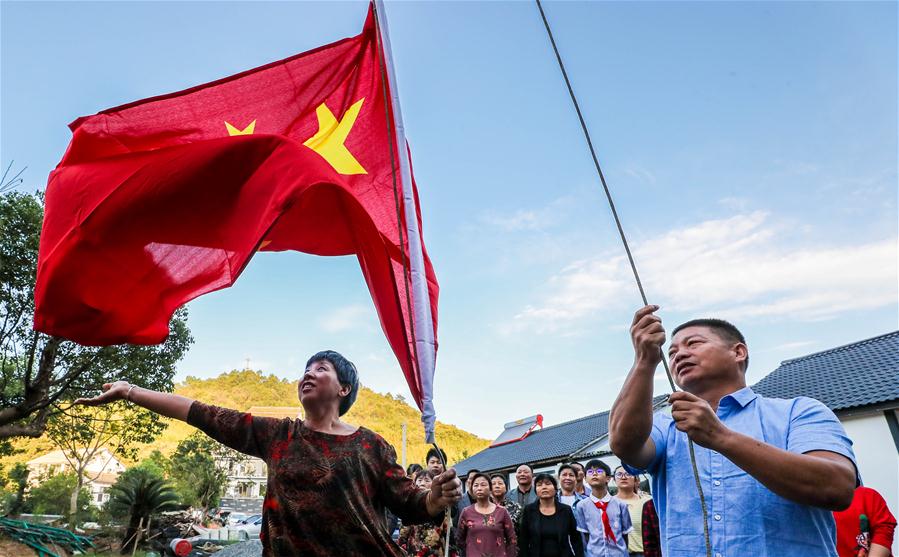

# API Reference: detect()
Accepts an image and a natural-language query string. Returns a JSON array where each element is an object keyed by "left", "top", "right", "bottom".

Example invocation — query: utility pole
[{"left": 401, "top": 422, "right": 407, "bottom": 469}]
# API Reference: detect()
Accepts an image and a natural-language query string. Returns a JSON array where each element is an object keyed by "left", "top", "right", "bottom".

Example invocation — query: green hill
[{"left": 3, "top": 370, "right": 489, "bottom": 470}]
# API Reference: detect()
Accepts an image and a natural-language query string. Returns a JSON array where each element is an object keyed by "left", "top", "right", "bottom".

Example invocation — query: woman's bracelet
[{"left": 126, "top": 384, "right": 136, "bottom": 403}]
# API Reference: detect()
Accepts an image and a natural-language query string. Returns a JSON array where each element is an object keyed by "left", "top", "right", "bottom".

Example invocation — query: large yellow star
[
  {"left": 303, "top": 99, "right": 367, "bottom": 175},
  {"left": 225, "top": 120, "right": 256, "bottom": 136}
]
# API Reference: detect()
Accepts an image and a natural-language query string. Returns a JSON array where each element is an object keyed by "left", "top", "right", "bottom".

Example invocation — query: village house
[{"left": 26, "top": 447, "right": 126, "bottom": 506}]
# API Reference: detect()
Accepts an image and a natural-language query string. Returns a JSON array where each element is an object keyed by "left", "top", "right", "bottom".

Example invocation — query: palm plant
[{"left": 106, "top": 468, "right": 178, "bottom": 554}]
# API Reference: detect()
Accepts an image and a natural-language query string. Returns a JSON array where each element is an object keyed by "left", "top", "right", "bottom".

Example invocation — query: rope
[{"left": 534, "top": 2, "right": 712, "bottom": 556}]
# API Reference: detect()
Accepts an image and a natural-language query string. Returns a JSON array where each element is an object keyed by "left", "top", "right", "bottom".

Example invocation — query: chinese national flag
[{"left": 34, "top": 6, "right": 438, "bottom": 409}]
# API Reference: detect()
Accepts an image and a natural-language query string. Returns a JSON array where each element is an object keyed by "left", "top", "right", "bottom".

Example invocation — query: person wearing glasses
[
  {"left": 609, "top": 307, "right": 858, "bottom": 557},
  {"left": 612, "top": 467, "right": 660, "bottom": 557},
  {"left": 573, "top": 460, "right": 632, "bottom": 557},
  {"left": 519, "top": 473, "right": 585, "bottom": 557}
]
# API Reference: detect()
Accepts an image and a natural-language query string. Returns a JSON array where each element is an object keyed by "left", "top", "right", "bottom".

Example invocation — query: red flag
[{"left": 34, "top": 5, "right": 438, "bottom": 409}]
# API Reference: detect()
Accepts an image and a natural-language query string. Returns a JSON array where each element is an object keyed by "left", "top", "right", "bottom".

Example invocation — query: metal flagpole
[
  {"left": 372, "top": 0, "right": 439, "bottom": 446},
  {"left": 372, "top": 6, "right": 451, "bottom": 556}
]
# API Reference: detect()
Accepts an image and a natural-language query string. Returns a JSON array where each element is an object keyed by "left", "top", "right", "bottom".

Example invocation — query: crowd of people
[
  {"left": 75, "top": 308, "right": 896, "bottom": 557},
  {"left": 395, "top": 450, "right": 661, "bottom": 557}
]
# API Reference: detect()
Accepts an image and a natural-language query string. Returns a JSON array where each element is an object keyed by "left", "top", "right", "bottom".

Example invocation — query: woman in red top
[
  {"left": 833, "top": 486, "right": 896, "bottom": 557},
  {"left": 77, "top": 350, "right": 462, "bottom": 556},
  {"left": 457, "top": 473, "right": 518, "bottom": 556}
]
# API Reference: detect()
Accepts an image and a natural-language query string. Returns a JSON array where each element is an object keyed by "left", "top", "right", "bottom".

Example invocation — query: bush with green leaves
[
  {"left": 24, "top": 471, "right": 91, "bottom": 517},
  {"left": 106, "top": 467, "right": 178, "bottom": 553}
]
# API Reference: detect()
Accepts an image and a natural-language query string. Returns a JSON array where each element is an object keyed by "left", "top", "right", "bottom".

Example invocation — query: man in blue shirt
[{"left": 609, "top": 306, "right": 858, "bottom": 557}]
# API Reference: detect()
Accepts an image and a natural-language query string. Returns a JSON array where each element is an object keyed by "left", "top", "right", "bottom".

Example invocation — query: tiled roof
[
  {"left": 453, "top": 395, "right": 669, "bottom": 476},
  {"left": 753, "top": 331, "right": 899, "bottom": 412}
]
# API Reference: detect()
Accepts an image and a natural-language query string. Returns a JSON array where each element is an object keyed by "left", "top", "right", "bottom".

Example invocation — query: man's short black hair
[
  {"left": 516, "top": 463, "right": 533, "bottom": 473},
  {"left": 306, "top": 350, "right": 359, "bottom": 415},
  {"left": 585, "top": 459, "right": 611, "bottom": 476},
  {"left": 558, "top": 463, "right": 577, "bottom": 477},
  {"left": 426, "top": 447, "right": 447, "bottom": 465},
  {"left": 672, "top": 318, "right": 749, "bottom": 371},
  {"left": 571, "top": 462, "right": 584, "bottom": 472}
]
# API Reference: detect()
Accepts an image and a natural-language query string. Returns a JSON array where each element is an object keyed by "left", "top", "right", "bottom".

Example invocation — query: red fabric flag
[{"left": 34, "top": 6, "right": 438, "bottom": 408}]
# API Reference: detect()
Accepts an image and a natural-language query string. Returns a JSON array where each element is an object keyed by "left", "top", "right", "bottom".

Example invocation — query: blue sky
[{"left": 2, "top": 1, "right": 896, "bottom": 440}]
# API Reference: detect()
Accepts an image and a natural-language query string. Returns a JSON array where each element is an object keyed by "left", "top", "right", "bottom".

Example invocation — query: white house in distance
[
  {"left": 455, "top": 330, "right": 899, "bottom": 555},
  {"left": 218, "top": 406, "right": 302, "bottom": 514},
  {"left": 27, "top": 447, "right": 126, "bottom": 505}
]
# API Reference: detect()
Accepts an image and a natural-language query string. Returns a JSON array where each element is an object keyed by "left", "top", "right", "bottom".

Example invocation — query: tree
[
  {"left": 0, "top": 190, "right": 193, "bottom": 440},
  {"left": 45, "top": 402, "right": 167, "bottom": 528},
  {"left": 1, "top": 462, "right": 29, "bottom": 515},
  {"left": 168, "top": 433, "right": 238, "bottom": 521},
  {"left": 106, "top": 467, "right": 178, "bottom": 554},
  {"left": 24, "top": 471, "right": 90, "bottom": 516}
]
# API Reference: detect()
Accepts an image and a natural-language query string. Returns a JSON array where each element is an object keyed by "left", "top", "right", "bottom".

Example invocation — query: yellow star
[
  {"left": 225, "top": 120, "right": 256, "bottom": 136},
  {"left": 303, "top": 99, "right": 367, "bottom": 175}
]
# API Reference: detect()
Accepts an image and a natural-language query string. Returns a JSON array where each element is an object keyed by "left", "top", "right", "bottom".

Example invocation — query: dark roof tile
[
  {"left": 753, "top": 331, "right": 899, "bottom": 412},
  {"left": 453, "top": 394, "right": 668, "bottom": 475}
]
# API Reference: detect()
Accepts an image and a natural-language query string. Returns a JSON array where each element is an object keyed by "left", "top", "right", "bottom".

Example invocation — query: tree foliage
[
  {"left": 168, "top": 432, "right": 231, "bottom": 518},
  {"left": 106, "top": 467, "right": 178, "bottom": 554},
  {"left": 24, "top": 471, "right": 91, "bottom": 516},
  {"left": 45, "top": 402, "right": 168, "bottom": 527},
  {"left": 0, "top": 190, "right": 193, "bottom": 440},
  {"left": 0, "top": 462, "right": 29, "bottom": 515}
]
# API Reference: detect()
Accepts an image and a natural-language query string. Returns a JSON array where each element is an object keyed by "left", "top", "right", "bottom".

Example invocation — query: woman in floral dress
[
  {"left": 458, "top": 473, "right": 518, "bottom": 556},
  {"left": 76, "top": 350, "right": 462, "bottom": 556},
  {"left": 398, "top": 470, "right": 459, "bottom": 557}
]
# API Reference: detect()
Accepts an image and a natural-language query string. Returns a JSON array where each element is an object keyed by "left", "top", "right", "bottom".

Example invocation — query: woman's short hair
[
  {"left": 306, "top": 350, "right": 359, "bottom": 415},
  {"left": 470, "top": 472, "right": 492, "bottom": 488},
  {"left": 406, "top": 463, "right": 423, "bottom": 476},
  {"left": 533, "top": 473, "right": 558, "bottom": 490},
  {"left": 413, "top": 468, "right": 437, "bottom": 482},
  {"left": 558, "top": 463, "right": 577, "bottom": 477},
  {"left": 489, "top": 473, "right": 508, "bottom": 489}
]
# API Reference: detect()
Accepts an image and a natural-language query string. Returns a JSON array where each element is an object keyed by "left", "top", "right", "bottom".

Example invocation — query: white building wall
[{"left": 840, "top": 411, "right": 899, "bottom": 556}]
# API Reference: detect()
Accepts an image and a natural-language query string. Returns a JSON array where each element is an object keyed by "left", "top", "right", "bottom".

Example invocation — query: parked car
[
  {"left": 232, "top": 515, "right": 263, "bottom": 540},
  {"left": 225, "top": 512, "right": 250, "bottom": 526}
]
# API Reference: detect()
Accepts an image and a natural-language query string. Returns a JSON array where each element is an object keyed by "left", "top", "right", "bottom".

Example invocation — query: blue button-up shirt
[
  {"left": 573, "top": 493, "right": 633, "bottom": 557},
  {"left": 624, "top": 387, "right": 857, "bottom": 557}
]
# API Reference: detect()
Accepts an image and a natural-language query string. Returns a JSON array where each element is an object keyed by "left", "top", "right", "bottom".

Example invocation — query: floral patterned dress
[
  {"left": 397, "top": 514, "right": 460, "bottom": 557},
  {"left": 457, "top": 504, "right": 518, "bottom": 557},
  {"left": 187, "top": 402, "right": 432, "bottom": 556}
]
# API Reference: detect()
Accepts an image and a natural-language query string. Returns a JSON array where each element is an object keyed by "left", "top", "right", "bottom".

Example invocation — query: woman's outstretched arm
[{"left": 75, "top": 380, "right": 194, "bottom": 421}]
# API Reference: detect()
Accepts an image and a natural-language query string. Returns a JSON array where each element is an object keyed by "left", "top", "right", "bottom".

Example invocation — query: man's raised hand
[
  {"left": 630, "top": 305, "right": 666, "bottom": 368},
  {"left": 73, "top": 380, "right": 130, "bottom": 406}
]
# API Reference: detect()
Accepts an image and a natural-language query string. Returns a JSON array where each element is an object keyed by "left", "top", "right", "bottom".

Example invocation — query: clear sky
[{"left": 2, "top": 1, "right": 896, "bottom": 440}]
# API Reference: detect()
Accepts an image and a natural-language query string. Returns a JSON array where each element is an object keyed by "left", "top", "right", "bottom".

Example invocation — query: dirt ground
[{"left": 0, "top": 537, "right": 66, "bottom": 557}]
